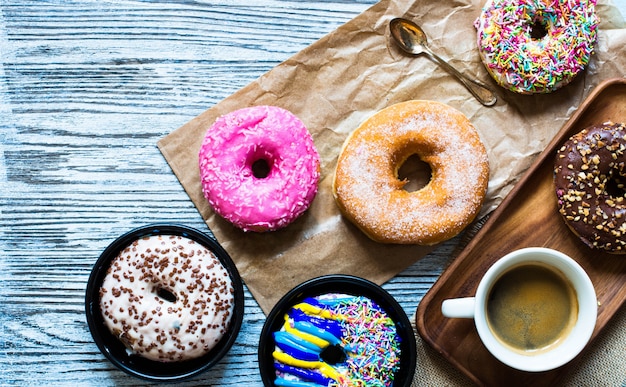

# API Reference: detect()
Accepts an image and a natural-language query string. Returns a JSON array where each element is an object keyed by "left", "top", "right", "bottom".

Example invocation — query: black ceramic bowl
[
  {"left": 85, "top": 224, "right": 244, "bottom": 382},
  {"left": 258, "top": 274, "right": 417, "bottom": 386}
]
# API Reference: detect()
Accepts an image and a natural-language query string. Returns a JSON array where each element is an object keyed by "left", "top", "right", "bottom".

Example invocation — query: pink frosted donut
[{"left": 199, "top": 106, "right": 320, "bottom": 232}]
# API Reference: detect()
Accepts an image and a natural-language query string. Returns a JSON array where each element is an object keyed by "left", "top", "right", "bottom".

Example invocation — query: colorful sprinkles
[
  {"left": 272, "top": 295, "right": 402, "bottom": 387},
  {"left": 475, "top": 0, "right": 599, "bottom": 94}
]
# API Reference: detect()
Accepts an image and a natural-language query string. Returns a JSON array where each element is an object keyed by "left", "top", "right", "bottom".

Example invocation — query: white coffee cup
[{"left": 441, "top": 247, "right": 596, "bottom": 372}]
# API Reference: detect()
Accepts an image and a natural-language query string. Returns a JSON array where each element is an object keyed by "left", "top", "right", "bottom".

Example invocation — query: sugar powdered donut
[
  {"left": 199, "top": 106, "right": 320, "bottom": 232},
  {"left": 475, "top": 0, "right": 599, "bottom": 94},
  {"left": 99, "top": 234, "right": 235, "bottom": 362},
  {"left": 333, "top": 100, "right": 490, "bottom": 245},
  {"left": 554, "top": 122, "right": 626, "bottom": 254}
]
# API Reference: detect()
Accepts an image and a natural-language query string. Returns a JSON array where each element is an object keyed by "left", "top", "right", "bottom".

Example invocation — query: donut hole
[
  {"left": 397, "top": 154, "right": 432, "bottom": 193},
  {"left": 606, "top": 173, "right": 626, "bottom": 199},
  {"left": 319, "top": 344, "right": 347, "bottom": 365},
  {"left": 156, "top": 286, "right": 177, "bottom": 303},
  {"left": 251, "top": 158, "right": 272, "bottom": 179},
  {"left": 530, "top": 18, "right": 548, "bottom": 40}
]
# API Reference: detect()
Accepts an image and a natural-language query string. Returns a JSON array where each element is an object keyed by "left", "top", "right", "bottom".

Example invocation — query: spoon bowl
[
  {"left": 390, "top": 17, "right": 429, "bottom": 56},
  {"left": 390, "top": 17, "right": 496, "bottom": 107}
]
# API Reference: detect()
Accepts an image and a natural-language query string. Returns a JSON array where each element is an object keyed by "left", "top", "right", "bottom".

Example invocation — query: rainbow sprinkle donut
[
  {"left": 271, "top": 294, "right": 402, "bottom": 386},
  {"left": 474, "top": 0, "right": 599, "bottom": 94}
]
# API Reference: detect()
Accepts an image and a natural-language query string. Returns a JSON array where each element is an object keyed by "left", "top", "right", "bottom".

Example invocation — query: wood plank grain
[
  {"left": 416, "top": 78, "right": 626, "bottom": 387},
  {"left": 0, "top": 1, "right": 452, "bottom": 385},
  {"left": 3, "top": 1, "right": 623, "bottom": 385}
]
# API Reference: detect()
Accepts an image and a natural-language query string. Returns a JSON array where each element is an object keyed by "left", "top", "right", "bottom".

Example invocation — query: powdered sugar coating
[
  {"left": 199, "top": 106, "right": 320, "bottom": 232},
  {"left": 333, "top": 100, "right": 489, "bottom": 245},
  {"left": 99, "top": 234, "right": 235, "bottom": 362},
  {"left": 475, "top": 0, "right": 598, "bottom": 94}
]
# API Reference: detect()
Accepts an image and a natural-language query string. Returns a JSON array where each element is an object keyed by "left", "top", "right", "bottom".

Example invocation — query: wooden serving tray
[{"left": 415, "top": 78, "right": 626, "bottom": 386}]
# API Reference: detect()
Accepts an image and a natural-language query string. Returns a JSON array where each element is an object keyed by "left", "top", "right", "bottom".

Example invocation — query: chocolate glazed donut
[{"left": 554, "top": 122, "right": 626, "bottom": 254}]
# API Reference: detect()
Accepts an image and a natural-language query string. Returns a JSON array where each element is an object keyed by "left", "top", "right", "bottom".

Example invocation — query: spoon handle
[{"left": 426, "top": 49, "right": 497, "bottom": 107}]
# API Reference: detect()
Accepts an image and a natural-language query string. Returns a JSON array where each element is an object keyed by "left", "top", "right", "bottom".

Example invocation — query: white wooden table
[{"left": 1, "top": 1, "right": 625, "bottom": 386}]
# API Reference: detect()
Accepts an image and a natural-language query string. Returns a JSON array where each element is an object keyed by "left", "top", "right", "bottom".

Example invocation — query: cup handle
[{"left": 441, "top": 297, "right": 476, "bottom": 318}]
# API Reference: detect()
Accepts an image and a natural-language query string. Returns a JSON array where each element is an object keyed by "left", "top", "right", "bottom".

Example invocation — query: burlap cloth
[
  {"left": 411, "top": 306, "right": 626, "bottom": 386},
  {"left": 157, "top": 0, "right": 626, "bottom": 384}
]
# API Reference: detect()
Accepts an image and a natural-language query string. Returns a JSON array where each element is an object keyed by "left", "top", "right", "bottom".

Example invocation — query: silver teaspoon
[{"left": 389, "top": 17, "right": 497, "bottom": 107}]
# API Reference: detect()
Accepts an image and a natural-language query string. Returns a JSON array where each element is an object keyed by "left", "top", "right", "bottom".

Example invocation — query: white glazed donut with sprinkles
[
  {"left": 475, "top": 0, "right": 599, "bottom": 94},
  {"left": 99, "top": 234, "right": 235, "bottom": 362}
]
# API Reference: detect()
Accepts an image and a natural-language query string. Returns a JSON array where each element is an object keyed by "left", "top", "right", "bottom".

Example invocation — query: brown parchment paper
[{"left": 157, "top": 0, "right": 626, "bottom": 315}]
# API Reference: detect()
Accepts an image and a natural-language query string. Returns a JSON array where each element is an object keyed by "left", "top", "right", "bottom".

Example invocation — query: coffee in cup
[
  {"left": 486, "top": 262, "right": 578, "bottom": 354},
  {"left": 441, "top": 247, "right": 596, "bottom": 372}
]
